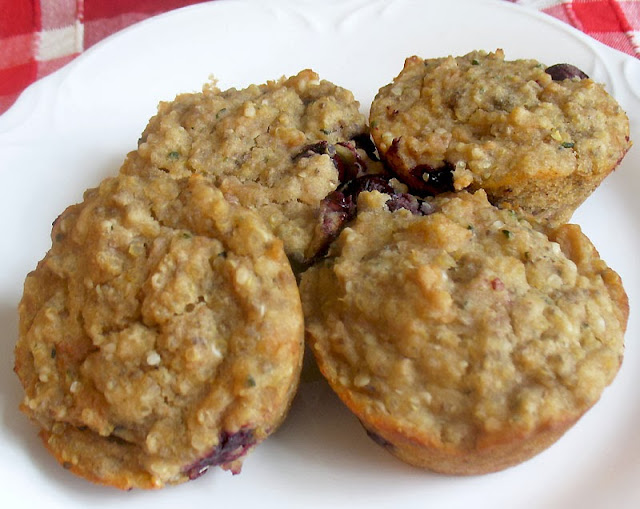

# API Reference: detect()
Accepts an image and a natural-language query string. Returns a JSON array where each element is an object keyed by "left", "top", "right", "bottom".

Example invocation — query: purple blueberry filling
[
  {"left": 408, "top": 162, "right": 455, "bottom": 195},
  {"left": 293, "top": 140, "right": 333, "bottom": 160},
  {"left": 351, "top": 132, "right": 380, "bottom": 162},
  {"left": 385, "top": 138, "right": 455, "bottom": 195},
  {"left": 317, "top": 190, "right": 356, "bottom": 248},
  {"left": 545, "top": 63, "right": 589, "bottom": 81},
  {"left": 364, "top": 428, "right": 395, "bottom": 451},
  {"left": 386, "top": 193, "right": 435, "bottom": 215},
  {"left": 184, "top": 429, "right": 256, "bottom": 480},
  {"left": 293, "top": 140, "right": 349, "bottom": 181},
  {"left": 308, "top": 175, "right": 435, "bottom": 262},
  {"left": 293, "top": 138, "right": 372, "bottom": 183},
  {"left": 340, "top": 174, "right": 394, "bottom": 197},
  {"left": 297, "top": 137, "right": 438, "bottom": 264},
  {"left": 338, "top": 174, "right": 433, "bottom": 217},
  {"left": 309, "top": 190, "right": 355, "bottom": 260}
]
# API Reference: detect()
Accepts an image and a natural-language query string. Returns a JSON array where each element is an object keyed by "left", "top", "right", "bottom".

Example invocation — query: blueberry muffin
[
  {"left": 369, "top": 50, "right": 631, "bottom": 226},
  {"left": 15, "top": 172, "right": 304, "bottom": 489},
  {"left": 300, "top": 189, "right": 628, "bottom": 475},
  {"left": 122, "top": 69, "right": 378, "bottom": 266}
]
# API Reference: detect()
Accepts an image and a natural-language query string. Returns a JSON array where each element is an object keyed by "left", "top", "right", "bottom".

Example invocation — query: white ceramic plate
[{"left": 1, "top": 0, "right": 638, "bottom": 507}]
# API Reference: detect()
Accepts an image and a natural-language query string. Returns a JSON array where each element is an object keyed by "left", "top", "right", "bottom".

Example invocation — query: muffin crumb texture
[
  {"left": 14, "top": 56, "right": 632, "bottom": 486},
  {"left": 301, "top": 190, "right": 627, "bottom": 474},
  {"left": 122, "top": 69, "right": 370, "bottom": 264},
  {"left": 15, "top": 173, "right": 304, "bottom": 489},
  {"left": 369, "top": 50, "right": 631, "bottom": 226}
]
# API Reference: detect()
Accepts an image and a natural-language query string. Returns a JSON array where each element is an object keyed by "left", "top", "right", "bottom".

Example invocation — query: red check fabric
[
  {"left": 0, "top": 0, "right": 208, "bottom": 114},
  {"left": 510, "top": 0, "right": 640, "bottom": 56},
  {"left": 1, "top": 0, "right": 639, "bottom": 116}
]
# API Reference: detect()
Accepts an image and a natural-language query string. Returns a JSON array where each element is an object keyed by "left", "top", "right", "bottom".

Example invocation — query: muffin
[
  {"left": 369, "top": 49, "right": 631, "bottom": 226},
  {"left": 14, "top": 172, "right": 304, "bottom": 489},
  {"left": 121, "top": 69, "right": 379, "bottom": 266},
  {"left": 300, "top": 189, "right": 627, "bottom": 475}
]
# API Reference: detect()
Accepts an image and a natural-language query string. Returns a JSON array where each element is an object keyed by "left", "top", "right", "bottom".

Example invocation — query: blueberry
[
  {"left": 307, "top": 190, "right": 356, "bottom": 261},
  {"left": 364, "top": 428, "right": 395, "bottom": 451},
  {"left": 545, "top": 63, "right": 589, "bottom": 81},
  {"left": 409, "top": 163, "right": 455, "bottom": 195},
  {"left": 184, "top": 429, "right": 255, "bottom": 480},
  {"left": 386, "top": 193, "right": 423, "bottom": 214},
  {"left": 351, "top": 132, "right": 380, "bottom": 162},
  {"left": 311, "top": 175, "right": 436, "bottom": 259},
  {"left": 385, "top": 138, "right": 455, "bottom": 195},
  {"left": 292, "top": 141, "right": 331, "bottom": 160},
  {"left": 293, "top": 137, "right": 375, "bottom": 184},
  {"left": 339, "top": 174, "right": 395, "bottom": 197}
]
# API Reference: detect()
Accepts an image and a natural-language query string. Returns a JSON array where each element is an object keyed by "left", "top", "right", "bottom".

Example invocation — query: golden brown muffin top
[
  {"left": 15, "top": 172, "right": 304, "bottom": 489},
  {"left": 122, "top": 69, "right": 369, "bottom": 264},
  {"left": 301, "top": 189, "right": 627, "bottom": 451},
  {"left": 370, "top": 50, "right": 631, "bottom": 205}
]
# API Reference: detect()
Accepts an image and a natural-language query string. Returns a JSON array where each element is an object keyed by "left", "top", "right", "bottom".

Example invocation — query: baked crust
[
  {"left": 15, "top": 172, "right": 304, "bottom": 489},
  {"left": 301, "top": 189, "right": 627, "bottom": 474},
  {"left": 369, "top": 50, "right": 632, "bottom": 226},
  {"left": 121, "top": 69, "right": 370, "bottom": 264}
]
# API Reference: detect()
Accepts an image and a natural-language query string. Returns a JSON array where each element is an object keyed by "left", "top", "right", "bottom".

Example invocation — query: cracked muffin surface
[
  {"left": 121, "top": 69, "right": 371, "bottom": 265},
  {"left": 369, "top": 50, "right": 631, "bottom": 226},
  {"left": 14, "top": 172, "right": 304, "bottom": 489},
  {"left": 300, "top": 189, "right": 627, "bottom": 474}
]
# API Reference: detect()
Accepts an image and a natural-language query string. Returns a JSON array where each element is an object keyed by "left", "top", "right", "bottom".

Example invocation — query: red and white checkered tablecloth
[{"left": 1, "top": 0, "right": 639, "bottom": 116}]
